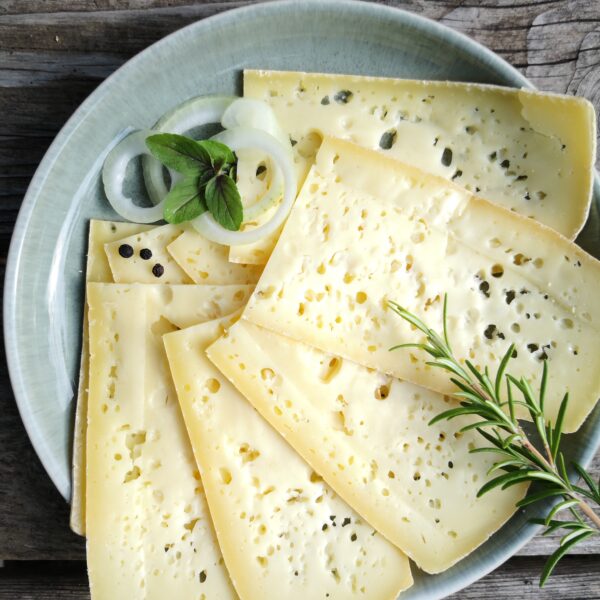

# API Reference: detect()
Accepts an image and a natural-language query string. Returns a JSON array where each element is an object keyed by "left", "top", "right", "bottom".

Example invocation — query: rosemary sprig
[{"left": 389, "top": 295, "right": 600, "bottom": 586}]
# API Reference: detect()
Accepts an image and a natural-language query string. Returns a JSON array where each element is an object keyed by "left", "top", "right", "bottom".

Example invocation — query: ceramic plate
[{"left": 5, "top": 1, "right": 599, "bottom": 597}]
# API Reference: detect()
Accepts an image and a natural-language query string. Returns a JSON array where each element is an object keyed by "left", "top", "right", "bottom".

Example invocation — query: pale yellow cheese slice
[
  {"left": 244, "top": 70, "right": 595, "bottom": 244},
  {"left": 164, "top": 318, "right": 413, "bottom": 599},
  {"left": 105, "top": 223, "right": 191, "bottom": 283},
  {"left": 70, "top": 219, "right": 153, "bottom": 536},
  {"left": 243, "top": 137, "right": 600, "bottom": 433},
  {"left": 86, "top": 282, "right": 251, "bottom": 599},
  {"left": 167, "top": 229, "right": 263, "bottom": 284},
  {"left": 207, "top": 319, "right": 527, "bottom": 573}
]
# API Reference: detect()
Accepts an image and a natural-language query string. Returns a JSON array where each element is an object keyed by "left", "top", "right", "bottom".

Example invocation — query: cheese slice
[
  {"left": 243, "top": 137, "right": 600, "bottom": 433},
  {"left": 244, "top": 69, "right": 595, "bottom": 243},
  {"left": 70, "top": 219, "right": 153, "bottom": 536},
  {"left": 86, "top": 282, "right": 251, "bottom": 599},
  {"left": 105, "top": 224, "right": 191, "bottom": 283},
  {"left": 164, "top": 319, "right": 413, "bottom": 599},
  {"left": 207, "top": 319, "right": 527, "bottom": 573},
  {"left": 167, "top": 229, "right": 263, "bottom": 284}
]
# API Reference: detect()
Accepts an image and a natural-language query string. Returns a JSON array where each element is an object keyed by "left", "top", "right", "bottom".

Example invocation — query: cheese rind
[
  {"left": 70, "top": 220, "right": 153, "bottom": 536},
  {"left": 167, "top": 229, "right": 263, "bottom": 284},
  {"left": 207, "top": 319, "right": 527, "bottom": 573},
  {"left": 164, "top": 319, "right": 413, "bottom": 599},
  {"left": 243, "top": 137, "right": 600, "bottom": 433},
  {"left": 245, "top": 69, "right": 595, "bottom": 241},
  {"left": 86, "top": 282, "right": 248, "bottom": 599}
]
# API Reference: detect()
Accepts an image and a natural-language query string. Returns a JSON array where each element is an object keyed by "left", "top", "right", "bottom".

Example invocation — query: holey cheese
[
  {"left": 71, "top": 220, "right": 153, "bottom": 536},
  {"left": 207, "top": 320, "right": 527, "bottom": 573},
  {"left": 86, "top": 283, "right": 251, "bottom": 599},
  {"left": 164, "top": 318, "right": 413, "bottom": 599},
  {"left": 107, "top": 223, "right": 263, "bottom": 284},
  {"left": 245, "top": 69, "right": 596, "bottom": 241},
  {"left": 105, "top": 223, "right": 192, "bottom": 283},
  {"left": 243, "top": 138, "right": 600, "bottom": 433},
  {"left": 167, "top": 229, "right": 263, "bottom": 284}
]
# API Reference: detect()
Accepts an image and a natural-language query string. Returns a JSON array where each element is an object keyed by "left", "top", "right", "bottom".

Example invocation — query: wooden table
[{"left": 0, "top": 0, "right": 599, "bottom": 597}]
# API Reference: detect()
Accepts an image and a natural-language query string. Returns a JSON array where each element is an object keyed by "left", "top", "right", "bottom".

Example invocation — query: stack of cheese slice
[
  {"left": 206, "top": 320, "right": 527, "bottom": 573},
  {"left": 80, "top": 221, "right": 256, "bottom": 597},
  {"left": 77, "top": 220, "right": 413, "bottom": 599},
  {"left": 164, "top": 317, "right": 412, "bottom": 598},
  {"left": 75, "top": 70, "right": 599, "bottom": 600},
  {"left": 232, "top": 69, "right": 595, "bottom": 265},
  {"left": 240, "top": 137, "right": 600, "bottom": 433},
  {"left": 86, "top": 282, "right": 248, "bottom": 599},
  {"left": 71, "top": 220, "right": 260, "bottom": 535}
]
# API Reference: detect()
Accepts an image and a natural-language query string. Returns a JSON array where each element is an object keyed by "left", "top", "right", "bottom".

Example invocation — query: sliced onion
[
  {"left": 243, "top": 157, "right": 284, "bottom": 220},
  {"left": 221, "top": 98, "right": 290, "bottom": 148},
  {"left": 192, "top": 127, "right": 297, "bottom": 246},
  {"left": 143, "top": 96, "right": 235, "bottom": 204},
  {"left": 211, "top": 130, "right": 284, "bottom": 220},
  {"left": 102, "top": 129, "right": 165, "bottom": 223}
]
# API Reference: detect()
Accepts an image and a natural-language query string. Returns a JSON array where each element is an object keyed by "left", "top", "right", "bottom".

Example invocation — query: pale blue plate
[{"left": 5, "top": 1, "right": 599, "bottom": 597}]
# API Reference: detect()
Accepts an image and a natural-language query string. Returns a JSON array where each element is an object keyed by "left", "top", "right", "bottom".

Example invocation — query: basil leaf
[
  {"left": 205, "top": 174, "right": 243, "bottom": 231},
  {"left": 198, "top": 140, "right": 236, "bottom": 169},
  {"left": 163, "top": 173, "right": 207, "bottom": 224},
  {"left": 146, "top": 133, "right": 213, "bottom": 173}
]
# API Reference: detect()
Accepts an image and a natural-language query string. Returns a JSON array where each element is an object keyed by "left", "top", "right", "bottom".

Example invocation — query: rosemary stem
[
  {"left": 576, "top": 498, "right": 600, "bottom": 530},
  {"left": 519, "top": 433, "right": 554, "bottom": 472}
]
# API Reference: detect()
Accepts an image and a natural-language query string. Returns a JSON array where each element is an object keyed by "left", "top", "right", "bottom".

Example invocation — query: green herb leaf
[
  {"left": 146, "top": 133, "right": 215, "bottom": 174},
  {"left": 573, "top": 461, "right": 600, "bottom": 499},
  {"left": 163, "top": 172, "right": 207, "bottom": 224},
  {"left": 198, "top": 140, "right": 236, "bottom": 170},
  {"left": 540, "top": 531, "right": 594, "bottom": 587},
  {"left": 545, "top": 499, "right": 580, "bottom": 525},
  {"left": 516, "top": 488, "right": 565, "bottom": 508},
  {"left": 495, "top": 343, "right": 515, "bottom": 400},
  {"left": 205, "top": 174, "right": 243, "bottom": 231},
  {"left": 551, "top": 393, "right": 569, "bottom": 460}
]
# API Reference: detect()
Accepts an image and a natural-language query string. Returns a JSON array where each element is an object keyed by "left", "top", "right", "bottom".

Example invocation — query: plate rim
[{"left": 3, "top": 1, "right": 598, "bottom": 597}]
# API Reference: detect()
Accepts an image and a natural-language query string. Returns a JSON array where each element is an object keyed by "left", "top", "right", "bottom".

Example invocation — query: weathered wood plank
[
  {"left": 0, "top": 556, "right": 598, "bottom": 599},
  {"left": 525, "top": 0, "right": 600, "bottom": 92},
  {"left": 0, "top": 1, "right": 248, "bottom": 54},
  {"left": 0, "top": 271, "right": 85, "bottom": 561}
]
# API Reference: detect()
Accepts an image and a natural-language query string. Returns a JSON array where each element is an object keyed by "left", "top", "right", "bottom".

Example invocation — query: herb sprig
[
  {"left": 389, "top": 296, "right": 600, "bottom": 586},
  {"left": 146, "top": 133, "right": 243, "bottom": 230}
]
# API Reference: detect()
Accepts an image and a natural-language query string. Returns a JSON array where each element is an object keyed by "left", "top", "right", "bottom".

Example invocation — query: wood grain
[
  {"left": 0, "top": 0, "right": 599, "bottom": 597},
  {"left": 0, "top": 556, "right": 598, "bottom": 599}
]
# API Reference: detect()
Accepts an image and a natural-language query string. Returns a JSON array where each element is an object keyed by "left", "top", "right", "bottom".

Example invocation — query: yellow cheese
[
  {"left": 105, "top": 224, "right": 191, "bottom": 283},
  {"left": 164, "top": 318, "right": 413, "bottom": 599},
  {"left": 70, "top": 220, "right": 153, "bottom": 536},
  {"left": 244, "top": 69, "right": 595, "bottom": 244},
  {"left": 228, "top": 215, "right": 282, "bottom": 265},
  {"left": 86, "top": 282, "right": 251, "bottom": 599},
  {"left": 243, "top": 137, "right": 600, "bottom": 433},
  {"left": 207, "top": 319, "right": 527, "bottom": 573},
  {"left": 234, "top": 69, "right": 596, "bottom": 265},
  {"left": 167, "top": 229, "right": 263, "bottom": 284}
]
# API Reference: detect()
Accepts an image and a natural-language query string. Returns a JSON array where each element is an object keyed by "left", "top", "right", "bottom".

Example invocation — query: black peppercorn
[{"left": 118, "top": 244, "right": 134, "bottom": 258}]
